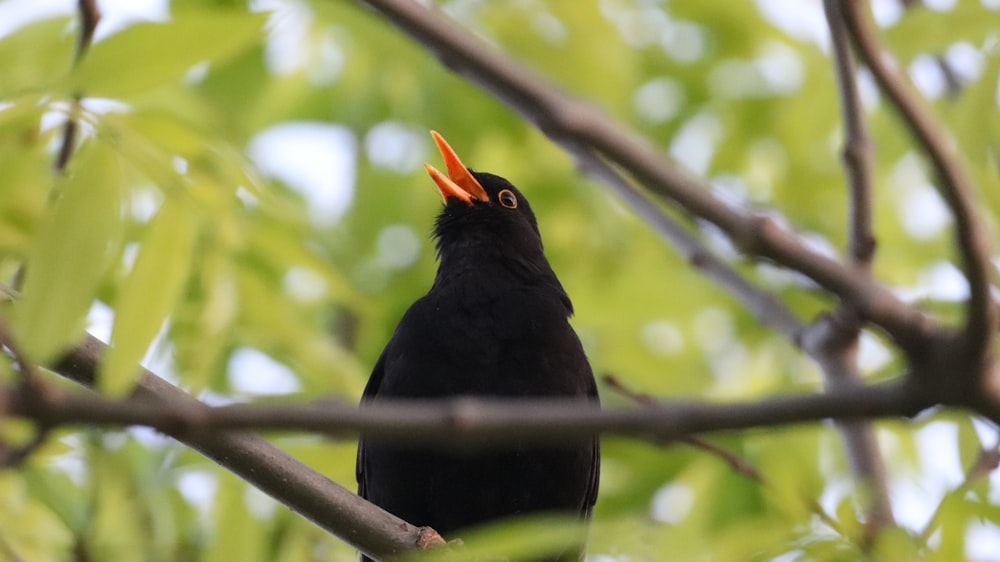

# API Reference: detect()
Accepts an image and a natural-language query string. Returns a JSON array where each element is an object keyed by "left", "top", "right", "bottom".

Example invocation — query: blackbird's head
[
  {"left": 423, "top": 132, "right": 570, "bottom": 311},
  {"left": 424, "top": 131, "right": 547, "bottom": 267}
]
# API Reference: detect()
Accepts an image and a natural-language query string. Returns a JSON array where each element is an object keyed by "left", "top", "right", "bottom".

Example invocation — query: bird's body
[{"left": 357, "top": 134, "right": 599, "bottom": 561}]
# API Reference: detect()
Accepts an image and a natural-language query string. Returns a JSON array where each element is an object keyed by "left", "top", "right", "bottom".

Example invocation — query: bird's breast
[{"left": 378, "top": 281, "right": 588, "bottom": 399}]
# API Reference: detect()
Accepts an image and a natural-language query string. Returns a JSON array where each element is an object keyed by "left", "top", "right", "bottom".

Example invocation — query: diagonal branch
[
  {"left": 351, "top": 0, "right": 935, "bottom": 355},
  {"left": 49, "top": 334, "right": 442, "bottom": 562},
  {"left": 567, "top": 143, "right": 805, "bottom": 341},
  {"left": 841, "top": 0, "right": 997, "bottom": 364}
]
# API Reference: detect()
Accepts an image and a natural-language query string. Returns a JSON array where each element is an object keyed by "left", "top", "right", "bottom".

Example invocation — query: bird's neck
[{"left": 432, "top": 246, "right": 573, "bottom": 314}]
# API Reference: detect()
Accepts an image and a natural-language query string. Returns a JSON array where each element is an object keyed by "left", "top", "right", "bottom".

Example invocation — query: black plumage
[{"left": 357, "top": 132, "right": 599, "bottom": 561}]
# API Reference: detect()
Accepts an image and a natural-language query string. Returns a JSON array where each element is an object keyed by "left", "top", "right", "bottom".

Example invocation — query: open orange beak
[{"left": 424, "top": 131, "right": 489, "bottom": 205}]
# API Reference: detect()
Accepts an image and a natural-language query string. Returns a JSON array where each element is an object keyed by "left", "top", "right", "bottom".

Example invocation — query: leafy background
[{"left": 0, "top": 0, "right": 998, "bottom": 560}]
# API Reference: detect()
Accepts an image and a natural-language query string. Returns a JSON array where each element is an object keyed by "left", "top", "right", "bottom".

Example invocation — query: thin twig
[
  {"left": 54, "top": 110, "right": 79, "bottom": 174},
  {"left": 804, "top": 317, "right": 895, "bottom": 539},
  {"left": 824, "top": 0, "right": 876, "bottom": 269},
  {"left": 603, "top": 374, "right": 763, "bottom": 479},
  {"left": 352, "top": 0, "right": 936, "bottom": 355},
  {"left": 842, "top": 0, "right": 996, "bottom": 365},
  {"left": 934, "top": 56, "right": 963, "bottom": 99},
  {"left": 678, "top": 436, "right": 762, "bottom": 481},
  {"left": 74, "top": 0, "right": 100, "bottom": 65},
  {"left": 603, "top": 374, "right": 844, "bottom": 533},
  {"left": 56, "top": 0, "right": 100, "bottom": 173}
]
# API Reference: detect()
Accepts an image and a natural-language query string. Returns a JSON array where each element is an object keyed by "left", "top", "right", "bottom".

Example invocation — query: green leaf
[
  {"left": 206, "top": 478, "right": 267, "bottom": 562},
  {"left": 12, "top": 141, "right": 122, "bottom": 363},
  {"left": 934, "top": 494, "right": 974, "bottom": 562},
  {"left": 86, "top": 443, "right": 149, "bottom": 562},
  {"left": 0, "top": 103, "right": 52, "bottom": 254},
  {"left": 885, "top": 3, "right": 1000, "bottom": 61},
  {"left": 955, "top": 418, "right": 985, "bottom": 489},
  {"left": 870, "top": 527, "right": 921, "bottom": 562},
  {"left": 103, "top": 196, "right": 197, "bottom": 395},
  {"left": 70, "top": 11, "right": 267, "bottom": 98},
  {"left": 168, "top": 244, "right": 235, "bottom": 392},
  {"left": 0, "top": 17, "right": 75, "bottom": 97},
  {"left": 21, "top": 464, "right": 86, "bottom": 532},
  {"left": 0, "top": 472, "right": 74, "bottom": 560}
]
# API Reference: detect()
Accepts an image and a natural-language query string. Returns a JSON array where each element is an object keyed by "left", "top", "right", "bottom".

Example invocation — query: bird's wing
[
  {"left": 583, "top": 438, "right": 600, "bottom": 518},
  {"left": 360, "top": 346, "right": 388, "bottom": 402},
  {"left": 583, "top": 374, "right": 601, "bottom": 519},
  {"left": 356, "top": 349, "right": 388, "bottom": 498}
]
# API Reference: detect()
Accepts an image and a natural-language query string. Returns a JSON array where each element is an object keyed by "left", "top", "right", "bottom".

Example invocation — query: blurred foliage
[{"left": 0, "top": 0, "right": 998, "bottom": 560}]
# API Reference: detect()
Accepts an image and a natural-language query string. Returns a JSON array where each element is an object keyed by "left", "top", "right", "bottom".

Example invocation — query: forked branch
[{"left": 841, "top": 0, "right": 997, "bottom": 364}]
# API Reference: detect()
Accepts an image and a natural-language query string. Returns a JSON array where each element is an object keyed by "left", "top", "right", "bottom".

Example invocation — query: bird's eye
[{"left": 498, "top": 189, "right": 518, "bottom": 208}]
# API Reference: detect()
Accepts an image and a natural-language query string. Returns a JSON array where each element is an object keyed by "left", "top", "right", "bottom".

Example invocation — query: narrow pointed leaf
[
  {"left": 103, "top": 196, "right": 197, "bottom": 395},
  {"left": 13, "top": 142, "right": 122, "bottom": 362}
]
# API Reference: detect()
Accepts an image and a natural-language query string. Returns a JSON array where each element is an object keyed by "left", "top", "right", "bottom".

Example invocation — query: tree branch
[
  {"left": 824, "top": 0, "right": 876, "bottom": 269},
  {"left": 802, "top": 315, "right": 896, "bottom": 539},
  {"left": 351, "top": 0, "right": 936, "bottom": 354},
  {"left": 48, "top": 334, "right": 442, "bottom": 562},
  {"left": 14, "top": 365, "right": 935, "bottom": 444},
  {"left": 841, "top": 0, "right": 997, "bottom": 364},
  {"left": 816, "top": 0, "right": 895, "bottom": 539},
  {"left": 567, "top": 143, "right": 805, "bottom": 341}
]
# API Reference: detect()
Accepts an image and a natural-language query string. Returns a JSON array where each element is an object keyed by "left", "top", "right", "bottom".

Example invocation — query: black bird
[{"left": 356, "top": 131, "right": 599, "bottom": 561}]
